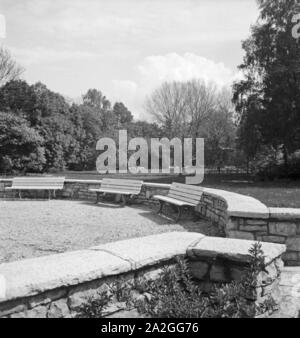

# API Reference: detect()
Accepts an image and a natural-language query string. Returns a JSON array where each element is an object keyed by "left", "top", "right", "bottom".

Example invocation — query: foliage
[
  {"left": 76, "top": 291, "right": 112, "bottom": 318},
  {"left": 0, "top": 47, "right": 23, "bottom": 87},
  {"left": 145, "top": 80, "right": 237, "bottom": 167},
  {"left": 75, "top": 243, "right": 276, "bottom": 319},
  {"left": 136, "top": 243, "right": 274, "bottom": 318},
  {"left": 233, "top": 0, "right": 300, "bottom": 169},
  {"left": 0, "top": 77, "right": 163, "bottom": 173},
  {"left": 0, "top": 112, "right": 46, "bottom": 173}
]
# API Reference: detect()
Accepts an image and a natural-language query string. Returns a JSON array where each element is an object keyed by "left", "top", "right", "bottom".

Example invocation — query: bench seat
[
  {"left": 90, "top": 188, "right": 138, "bottom": 196},
  {"left": 5, "top": 177, "right": 65, "bottom": 199},
  {"left": 153, "top": 183, "right": 203, "bottom": 221},
  {"left": 152, "top": 195, "right": 195, "bottom": 207},
  {"left": 90, "top": 179, "right": 143, "bottom": 206}
]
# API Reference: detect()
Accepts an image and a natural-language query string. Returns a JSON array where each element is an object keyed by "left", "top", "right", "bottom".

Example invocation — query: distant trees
[
  {"left": 0, "top": 112, "right": 45, "bottom": 173},
  {"left": 145, "top": 80, "right": 236, "bottom": 167},
  {"left": 0, "top": 47, "right": 23, "bottom": 87},
  {"left": 233, "top": 0, "right": 300, "bottom": 172},
  {"left": 0, "top": 77, "right": 164, "bottom": 173},
  {"left": 113, "top": 102, "right": 133, "bottom": 127}
]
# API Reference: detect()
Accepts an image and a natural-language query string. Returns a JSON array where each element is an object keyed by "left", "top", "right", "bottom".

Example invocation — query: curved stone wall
[
  {"left": 1, "top": 178, "right": 300, "bottom": 265},
  {"left": 0, "top": 232, "right": 285, "bottom": 318}
]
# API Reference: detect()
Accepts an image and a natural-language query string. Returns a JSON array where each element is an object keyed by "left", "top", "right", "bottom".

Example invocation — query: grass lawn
[{"left": 203, "top": 181, "right": 300, "bottom": 209}]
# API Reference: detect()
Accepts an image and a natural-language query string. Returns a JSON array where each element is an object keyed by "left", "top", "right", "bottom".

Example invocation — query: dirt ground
[{"left": 0, "top": 200, "right": 210, "bottom": 263}]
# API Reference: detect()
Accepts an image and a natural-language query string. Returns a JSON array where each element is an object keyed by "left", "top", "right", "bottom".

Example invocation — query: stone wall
[
  {"left": 0, "top": 233, "right": 286, "bottom": 318},
  {"left": 1, "top": 178, "right": 300, "bottom": 265},
  {"left": 225, "top": 210, "right": 300, "bottom": 267}
]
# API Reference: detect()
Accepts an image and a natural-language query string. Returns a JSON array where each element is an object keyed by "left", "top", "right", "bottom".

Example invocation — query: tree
[
  {"left": 0, "top": 112, "right": 45, "bottom": 173},
  {"left": 0, "top": 47, "right": 23, "bottom": 87},
  {"left": 113, "top": 102, "right": 133, "bottom": 127},
  {"left": 82, "top": 89, "right": 111, "bottom": 111},
  {"left": 145, "top": 80, "right": 236, "bottom": 167},
  {"left": 185, "top": 80, "right": 218, "bottom": 139},
  {"left": 145, "top": 81, "right": 190, "bottom": 139},
  {"left": 233, "top": 0, "right": 300, "bottom": 168},
  {"left": 0, "top": 80, "right": 37, "bottom": 124}
]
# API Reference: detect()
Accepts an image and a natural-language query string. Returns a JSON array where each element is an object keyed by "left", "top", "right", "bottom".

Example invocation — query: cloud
[
  {"left": 0, "top": 14, "right": 6, "bottom": 39},
  {"left": 10, "top": 46, "right": 95, "bottom": 66},
  {"left": 111, "top": 53, "right": 239, "bottom": 119}
]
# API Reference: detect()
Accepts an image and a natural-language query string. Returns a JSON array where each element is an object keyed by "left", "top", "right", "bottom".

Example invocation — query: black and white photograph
[{"left": 0, "top": 0, "right": 300, "bottom": 323}]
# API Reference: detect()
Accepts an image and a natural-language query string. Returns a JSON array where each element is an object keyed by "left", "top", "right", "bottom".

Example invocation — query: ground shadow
[
  {"left": 79, "top": 200, "right": 211, "bottom": 235},
  {"left": 79, "top": 200, "right": 126, "bottom": 209}
]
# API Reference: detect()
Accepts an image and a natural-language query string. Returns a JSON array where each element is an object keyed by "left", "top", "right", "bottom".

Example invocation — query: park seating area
[
  {"left": 89, "top": 178, "right": 143, "bottom": 206},
  {"left": 5, "top": 177, "right": 65, "bottom": 199},
  {"left": 153, "top": 182, "right": 204, "bottom": 221}
]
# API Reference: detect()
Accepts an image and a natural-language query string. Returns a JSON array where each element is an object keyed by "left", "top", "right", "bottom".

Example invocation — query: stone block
[
  {"left": 189, "top": 261, "right": 209, "bottom": 280},
  {"left": 282, "top": 252, "right": 298, "bottom": 262},
  {"left": 226, "top": 219, "right": 239, "bottom": 231},
  {"left": 26, "top": 305, "right": 48, "bottom": 318},
  {"left": 0, "top": 301, "right": 27, "bottom": 317},
  {"left": 269, "top": 208, "right": 300, "bottom": 220},
  {"left": 209, "top": 264, "right": 229, "bottom": 283},
  {"left": 229, "top": 266, "right": 247, "bottom": 281},
  {"left": 48, "top": 299, "right": 70, "bottom": 318},
  {"left": 244, "top": 219, "right": 268, "bottom": 226},
  {"left": 269, "top": 222, "right": 297, "bottom": 237},
  {"left": 0, "top": 249, "right": 132, "bottom": 302},
  {"left": 227, "top": 230, "right": 255, "bottom": 241},
  {"left": 240, "top": 225, "right": 268, "bottom": 232},
  {"left": 286, "top": 237, "right": 300, "bottom": 252},
  {"left": 28, "top": 288, "right": 67, "bottom": 309},
  {"left": 187, "top": 236, "right": 286, "bottom": 265},
  {"left": 91, "top": 232, "right": 204, "bottom": 270},
  {"left": 68, "top": 281, "right": 112, "bottom": 311},
  {"left": 9, "top": 311, "right": 27, "bottom": 318},
  {"left": 102, "top": 302, "right": 127, "bottom": 317},
  {"left": 258, "top": 236, "right": 286, "bottom": 244}
]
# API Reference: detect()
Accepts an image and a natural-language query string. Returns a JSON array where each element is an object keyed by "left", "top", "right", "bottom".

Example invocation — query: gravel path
[{"left": 0, "top": 200, "right": 210, "bottom": 263}]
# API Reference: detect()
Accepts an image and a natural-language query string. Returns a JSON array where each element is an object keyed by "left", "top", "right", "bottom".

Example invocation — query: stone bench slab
[
  {"left": 90, "top": 232, "right": 205, "bottom": 269},
  {"left": 187, "top": 237, "right": 286, "bottom": 265}
]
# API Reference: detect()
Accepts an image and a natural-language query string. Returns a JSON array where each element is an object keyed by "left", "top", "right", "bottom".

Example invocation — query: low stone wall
[
  {"left": 1, "top": 178, "right": 300, "bottom": 265},
  {"left": 0, "top": 232, "right": 285, "bottom": 318}
]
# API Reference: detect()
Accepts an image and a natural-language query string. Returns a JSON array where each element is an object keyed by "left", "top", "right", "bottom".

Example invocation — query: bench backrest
[
  {"left": 100, "top": 179, "right": 143, "bottom": 194},
  {"left": 11, "top": 177, "right": 65, "bottom": 190},
  {"left": 168, "top": 183, "right": 203, "bottom": 206}
]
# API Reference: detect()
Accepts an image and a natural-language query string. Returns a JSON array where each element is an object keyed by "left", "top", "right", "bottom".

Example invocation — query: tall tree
[
  {"left": 0, "top": 112, "right": 45, "bottom": 173},
  {"left": 82, "top": 89, "right": 111, "bottom": 111},
  {"left": 233, "top": 0, "right": 300, "bottom": 167},
  {"left": 145, "top": 81, "right": 189, "bottom": 139},
  {"left": 145, "top": 80, "right": 236, "bottom": 167},
  {"left": 113, "top": 102, "right": 133, "bottom": 127},
  {"left": 0, "top": 47, "right": 23, "bottom": 87}
]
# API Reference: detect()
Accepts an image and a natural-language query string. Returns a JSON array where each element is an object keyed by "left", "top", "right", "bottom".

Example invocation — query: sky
[{"left": 0, "top": 0, "right": 259, "bottom": 119}]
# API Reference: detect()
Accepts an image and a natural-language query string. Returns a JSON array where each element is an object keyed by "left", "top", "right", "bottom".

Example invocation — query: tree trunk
[{"left": 283, "top": 146, "right": 289, "bottom": 176}]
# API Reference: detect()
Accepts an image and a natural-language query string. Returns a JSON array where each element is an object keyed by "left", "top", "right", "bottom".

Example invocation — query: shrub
[
  {"left": 76, "top": 243, "right": 277, "bottom": 318},
  {"left": 76, "top": 291, "right": 112, "bottom": 318},
  {"left": 136, "top": 243, "right": 275, "bottom": 318}
]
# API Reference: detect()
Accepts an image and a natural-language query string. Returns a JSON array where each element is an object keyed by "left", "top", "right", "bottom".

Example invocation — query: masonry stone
[
  {"left": 48, "top": 298, "right": 70, "bottom": 318},
  {"left": 227, "top": 231, "right": 255, "bottom": 241},
  {"left": 286, "top": 237, "right": 300, "bottom": 252},
  {"left": 269, "top": 222, "right": 297, "bottom": 237}
]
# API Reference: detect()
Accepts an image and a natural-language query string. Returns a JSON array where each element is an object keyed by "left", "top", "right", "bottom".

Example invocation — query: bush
[
  {"left": 137, "top": 243, "right": 275, "bottom": 318},
  {"left": 76, "top": 243, "right": 277, "bottom": 318}
]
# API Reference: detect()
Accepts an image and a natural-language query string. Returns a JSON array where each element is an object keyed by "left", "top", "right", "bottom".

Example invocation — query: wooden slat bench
[
  {"left": 153, "top": 183, "right": 203, "bottom": 222},
  {"left": 89, "top": 179, "right": 143, "bottom": 206},
  {"left": 5, "top": 177, "right": 65, "bottom": 199}
]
